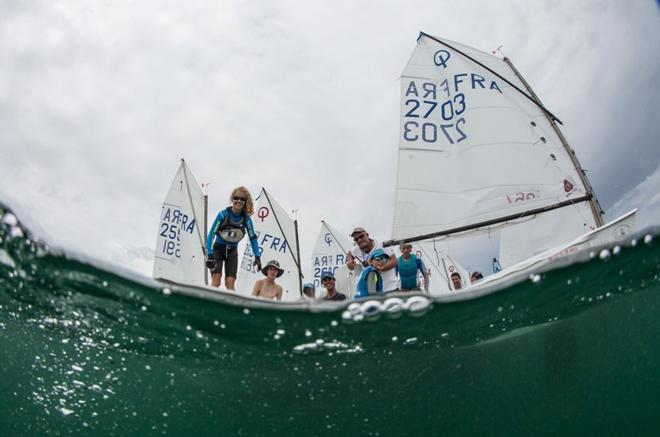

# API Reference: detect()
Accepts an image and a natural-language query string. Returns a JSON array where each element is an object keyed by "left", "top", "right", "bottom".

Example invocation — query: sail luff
[
  {"left": 181, "top": 159, "right": 206, "bottom": 253},
  {"left": 321, "top": 221, "right": 348, "bottom": 255},
  {"left": 502, "top": 57, "right": 605, "bottom": 227}
]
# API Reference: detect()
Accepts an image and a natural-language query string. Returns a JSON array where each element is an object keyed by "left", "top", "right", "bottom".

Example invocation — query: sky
[{"left": 1, "top": 0, "right": 659, "bottom": 278}]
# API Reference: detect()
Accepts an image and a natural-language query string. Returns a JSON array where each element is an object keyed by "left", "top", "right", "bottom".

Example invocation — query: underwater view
[{"left": 1, "top": 202, "right": 659, "bottom": 436}]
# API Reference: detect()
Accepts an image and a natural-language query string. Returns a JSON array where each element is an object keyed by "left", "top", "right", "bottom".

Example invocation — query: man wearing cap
[
  {"left": 347, "top": 227, "right": 398, "bottom": 292},
  {"left": 320, "top": 271, "right": 346, "bottom": 301},
  {"left": 252, "top": 260, "right": 284, "bottom": 300}
]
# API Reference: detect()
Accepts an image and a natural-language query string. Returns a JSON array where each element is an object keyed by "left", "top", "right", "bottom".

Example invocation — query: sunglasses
[
  {"left": 353, "top": 234, "right": 367, "bottom": 241},
  {"left": 232, "top": 196, "right": 247, "bottom": 202}
]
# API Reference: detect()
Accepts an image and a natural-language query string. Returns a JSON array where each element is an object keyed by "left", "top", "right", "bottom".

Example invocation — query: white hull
[{"left": 433, "top": 209, "right": 637, "bottom": 301}]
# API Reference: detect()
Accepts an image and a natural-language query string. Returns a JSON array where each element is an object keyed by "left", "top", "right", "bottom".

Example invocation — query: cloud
[{"left": 607, "top": 162, "right": 660, "bottom": 231}]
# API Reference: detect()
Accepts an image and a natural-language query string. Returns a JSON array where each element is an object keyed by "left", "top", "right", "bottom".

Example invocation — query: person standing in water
[
  {"left": 252, "top": 260, "right": 284, "bottom": 300},
  {"left": 206, "top": 186, "right": 261, "bottom": 290}
]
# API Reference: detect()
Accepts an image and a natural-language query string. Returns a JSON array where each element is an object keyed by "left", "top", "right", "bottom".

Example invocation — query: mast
[
  {"left": 294, "top": 219, "right": 303, "bottom": 297},
  {"left": 203, "top": 187, "right": 208, "bottom": 285},
  {"left": 502, "top": 57, "right": 604, "bottom": 227}
]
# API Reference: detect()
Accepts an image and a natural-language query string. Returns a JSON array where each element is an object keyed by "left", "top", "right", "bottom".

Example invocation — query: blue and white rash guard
[{"left": 206, "top": 208, "right": 261, "bottom": 257}]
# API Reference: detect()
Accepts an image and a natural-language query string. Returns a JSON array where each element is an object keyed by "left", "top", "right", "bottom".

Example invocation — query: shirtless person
[{"left": 252, "top": 260, "right": 284, "bottom": 300}]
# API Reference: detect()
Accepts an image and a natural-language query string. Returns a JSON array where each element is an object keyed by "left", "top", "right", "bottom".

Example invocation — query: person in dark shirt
[{"left": 321, "top": 271, "right": 346, "bottom": 301}]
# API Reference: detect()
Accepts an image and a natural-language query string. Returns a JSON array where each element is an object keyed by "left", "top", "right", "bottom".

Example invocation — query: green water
[{"left": 1, "top": 204, "right": 659, "bottom": 436}]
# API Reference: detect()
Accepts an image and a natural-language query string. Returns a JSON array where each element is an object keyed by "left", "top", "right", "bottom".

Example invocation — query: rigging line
[
  {"left": 383, "top": 194, "right": 593, "bottom": 247},
  {"left": 181, "top": 160, "right": 206, "bottom": 255},
  {"left": 322, "top": 221, "right": 349, "bottom": 255},
  {"left": 262, "top": 188, "right": 303, "bottom": 274},
  {"left": 419, "top": 31, "right": 563, "bottom": 125}
]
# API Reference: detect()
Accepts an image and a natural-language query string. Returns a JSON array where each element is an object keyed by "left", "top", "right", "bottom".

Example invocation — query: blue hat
[
  {"left": 303, "top": 283, "right": 315, "bottom": 290},
  {"left": 369, "top": 248, "right": 388, "bottom": 260},
  {"left": 320, "top": 271, "right": 335, "bottom": 280}
]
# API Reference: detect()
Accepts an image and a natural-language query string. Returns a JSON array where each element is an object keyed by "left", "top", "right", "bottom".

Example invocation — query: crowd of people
[{"left": 205, "top": 187, "right": 484, "bottom": 302}]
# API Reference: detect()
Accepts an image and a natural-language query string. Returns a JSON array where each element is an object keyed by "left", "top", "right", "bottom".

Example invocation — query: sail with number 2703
[{"left": 391, "top": 32, "right": 617, "bottom": 276}]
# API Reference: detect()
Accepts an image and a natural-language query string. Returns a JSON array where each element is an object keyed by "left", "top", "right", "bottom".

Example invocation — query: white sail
[
  {"left": 393, "top": 32, "right": 598, "bottom": 264},
  {"left": 153, "top": 160, "right": 206, "bottom": 286},
  {"left": 310, "top": 221, "right": 355, "bottom": 299},
  {"left": 310, "top": 221, "right": 353, "bottom": 288},
  {"left": 235, "top": 189, "right": 302, "bottom": 302}
]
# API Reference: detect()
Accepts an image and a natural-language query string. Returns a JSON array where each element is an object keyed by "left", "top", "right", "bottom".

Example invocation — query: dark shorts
[{"left": 212, "top": 243, "right": 238, "bottom": 277}]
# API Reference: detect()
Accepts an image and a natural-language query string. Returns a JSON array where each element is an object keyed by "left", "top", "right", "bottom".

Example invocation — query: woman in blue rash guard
[{"left": 206, "top": 186, "right": 262, "bottom": 290}]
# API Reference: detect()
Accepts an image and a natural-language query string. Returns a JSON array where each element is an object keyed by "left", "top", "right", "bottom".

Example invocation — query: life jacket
[
  {"left": 398, "top": 254, "right": 419, "bottom": 290},
  {"left": 217, "top": 207, "right": 247, "bottom": 244},
  {"left": 356, "top": 267, "right": 383, "bottom": 298}
]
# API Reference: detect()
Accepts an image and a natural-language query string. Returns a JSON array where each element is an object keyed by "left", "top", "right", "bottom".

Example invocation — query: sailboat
[
  {"left": 153, "top": 159, "right": 207, "bottom": 287},
  {"left": 153, "top": 163, "right": 306, "bottom": 302},
  {"left": 385, "top": 32, "right": 636, "bottom": 293},
  {"left": 235, "top": 188, "right": 304, "bottom": 302},
  {"left": 310, "top": 221, "right": 356, "bottom": 298}
]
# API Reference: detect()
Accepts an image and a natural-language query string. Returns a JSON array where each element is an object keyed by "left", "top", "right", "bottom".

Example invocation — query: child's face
[{"left": 371, "top": 256, "right": 388, "bottom": 267}]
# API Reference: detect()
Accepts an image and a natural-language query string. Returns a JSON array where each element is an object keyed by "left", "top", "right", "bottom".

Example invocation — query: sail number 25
[{"left": 403, "top": 94, "right": 467, "bottom": 144}]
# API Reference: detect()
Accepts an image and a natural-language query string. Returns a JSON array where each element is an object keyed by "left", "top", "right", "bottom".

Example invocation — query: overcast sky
[{"left": 1, "top": 0, "right": 658, "bottom": 277}]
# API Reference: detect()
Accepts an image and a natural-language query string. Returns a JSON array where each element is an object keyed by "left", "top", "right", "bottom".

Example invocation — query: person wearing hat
[
  {"left": 355, "top": 248, "right": 396, "bottom": 297},
  {"left": 302, "top": 283, "right": 317, "bottom": 301},
  {"left": 320, "top": 271, "right": 346, "bottom": 301},
  {"left": 252, "top": 260, "right": 284, "bottom": 300},
  {"left": 346, "top": 227, "right": 398, "bottom": 292}
]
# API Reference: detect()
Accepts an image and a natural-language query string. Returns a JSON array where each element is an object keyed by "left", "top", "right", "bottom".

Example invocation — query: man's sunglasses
[{"left": 232, "top": 196, "right": 247, "bottom": 202}]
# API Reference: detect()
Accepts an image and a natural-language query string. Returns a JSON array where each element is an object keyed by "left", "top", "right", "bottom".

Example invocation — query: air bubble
[
  {"left": 360, "top": 300, "right": 383, "bottom": 321},
  {"left": 382, "top": 298, "right": 404, "bottom": 318},
  {"left": 405, "top": 296, "right": 431, "bottom": 316},
  {"left": 2, "top": 213, "right": 18, "bottom": 226}
]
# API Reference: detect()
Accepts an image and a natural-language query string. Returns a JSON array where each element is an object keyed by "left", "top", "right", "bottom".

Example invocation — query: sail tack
[{"left": 153, "top": 160, "right": 206, "bottom": 286}]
